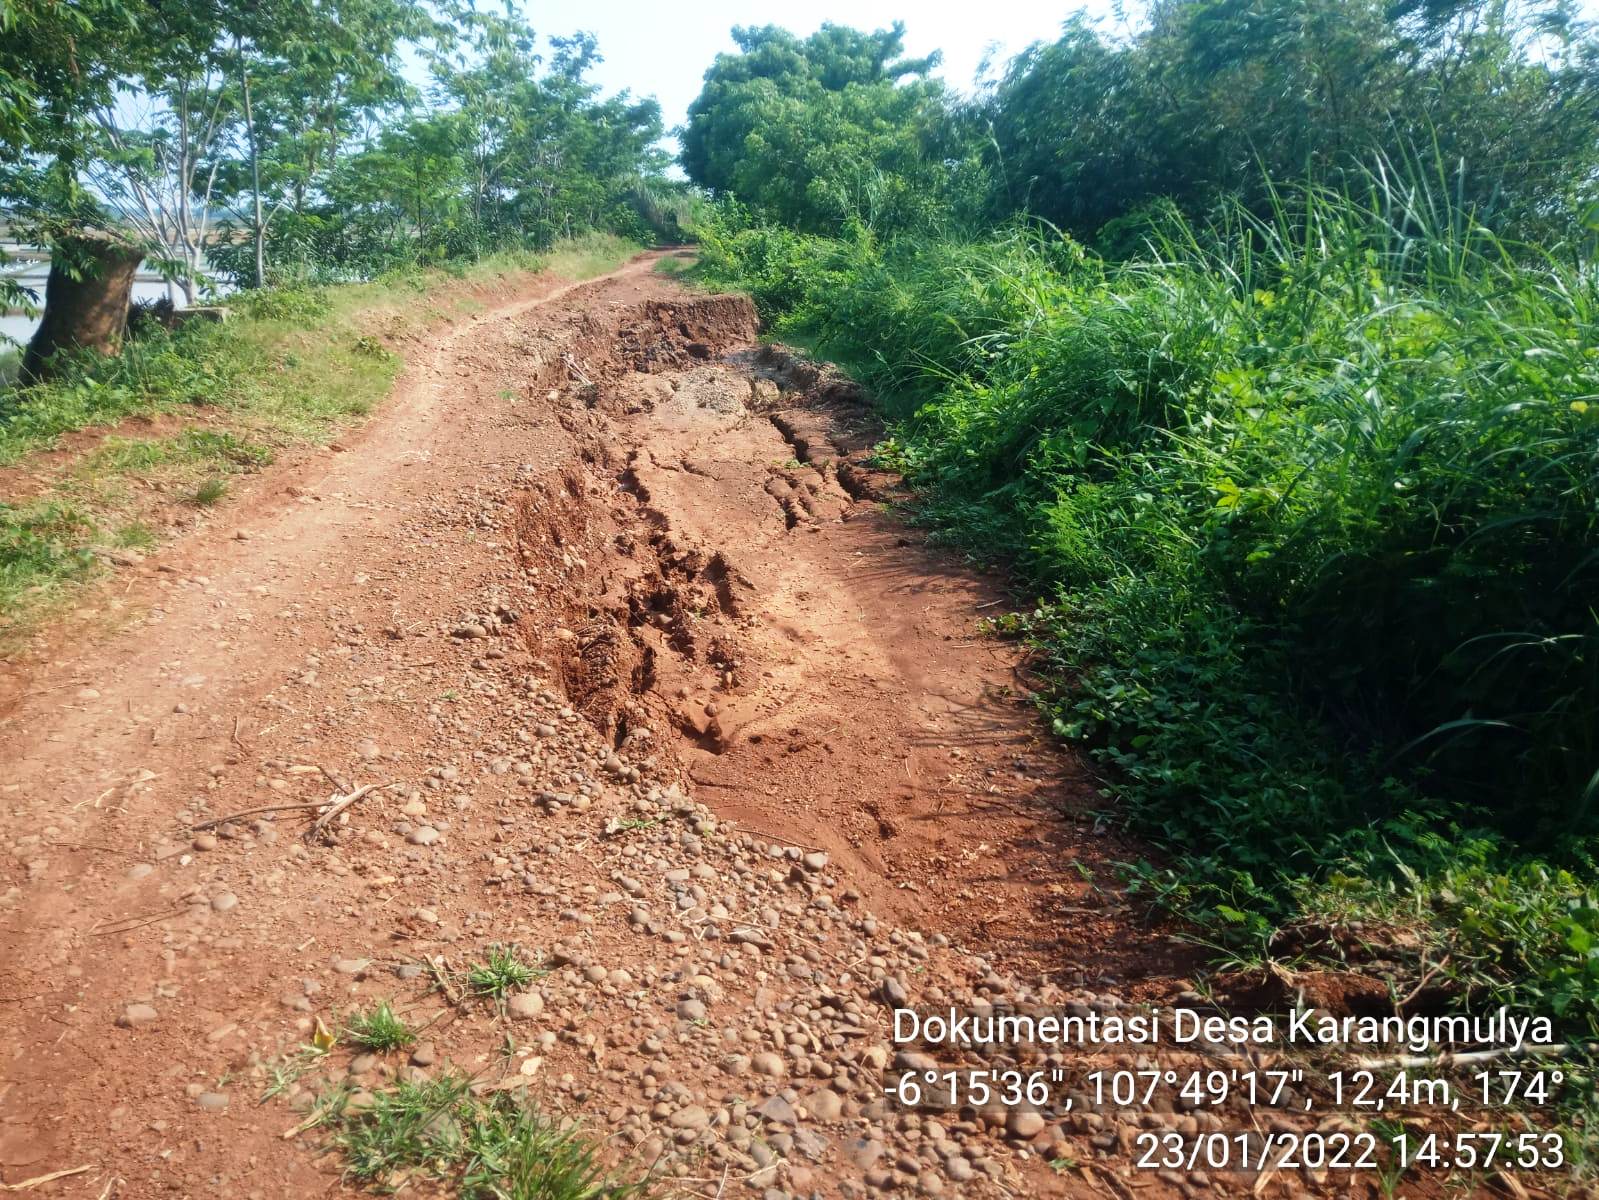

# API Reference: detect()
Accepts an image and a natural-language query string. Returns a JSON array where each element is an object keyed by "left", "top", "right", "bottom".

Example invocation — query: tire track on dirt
[{"left": 0, "top": 259, "right": 1211, "bottom": 1199}]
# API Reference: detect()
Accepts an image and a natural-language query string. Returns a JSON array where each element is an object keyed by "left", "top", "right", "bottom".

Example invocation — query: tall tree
[
  {"left": 681, "top": 23, "right": 971, "bottom": 234},
  {"left": 984, "top": 0, "right": 1599, "bottom": 241},
  {"left": 1, "top": 0, "right": 146, "bottom": 376}
]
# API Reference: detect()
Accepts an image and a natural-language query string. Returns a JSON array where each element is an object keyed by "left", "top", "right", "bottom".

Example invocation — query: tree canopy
[
  {"left": 682, "top": 1, "right": 1599, "bottom": 245},
  {"left": 680, "top": 23, "right": 975, "bottom": 234},
  {"left": 1, "top": 0, "right": 674, "bottom": 300},
  {"left": 986, "top": 0, "right": 1599, "bottom": 241}
]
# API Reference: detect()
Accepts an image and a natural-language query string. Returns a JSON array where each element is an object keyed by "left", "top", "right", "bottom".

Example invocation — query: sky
[{"left": 525, "top": 1, "right": 1123, "bottom": 140}]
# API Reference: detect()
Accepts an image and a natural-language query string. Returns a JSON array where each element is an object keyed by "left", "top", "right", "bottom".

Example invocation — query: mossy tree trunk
[{"left": 20, "top": 234, "right": 145, "bottom": 383}]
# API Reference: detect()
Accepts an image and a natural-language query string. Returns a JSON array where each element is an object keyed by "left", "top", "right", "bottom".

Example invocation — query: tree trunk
[
  {"left": 20, "top": 235, "right": 145, "bottom": 384},
  {"left": 241, "top": 64, "right": 266, "bottom": 289}
]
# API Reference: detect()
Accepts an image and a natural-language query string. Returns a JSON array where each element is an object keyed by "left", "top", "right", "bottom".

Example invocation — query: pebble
[
  {"left": 211, "top": 891, "right": 239, "bottom": 913},
  {"left": 757, "top": 1095, "right": 797, "bottom": 1126},
  {"left": 668, "top": 1105, "right": 710, "bottom": 1130},
  {"left": 117, "top": 1003, "right": 159, "bottom": 1028},
  {"left": 804, "top": 1090, "right": 843, "bottom": 1121},
  {"left": 844, "top": 1137, "right": 885, "bottom": 1169},
  {"left": 751, "top": 1051, "right": 785, "bottom": 1077},
  {"left": 507, "top": 991, "right": 544, "bottom": 1020},
  {"left": 1006, "top": 1111, "right": 1046, "bottom": 1140}
]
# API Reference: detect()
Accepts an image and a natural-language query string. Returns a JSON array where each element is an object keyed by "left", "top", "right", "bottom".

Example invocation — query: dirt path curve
[{"left": 0, "top": 255, "right": 1190, "bottom": 1199}]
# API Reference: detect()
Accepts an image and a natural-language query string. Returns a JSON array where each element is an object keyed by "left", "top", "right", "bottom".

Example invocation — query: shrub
[{"left": 706, "top": 176, "right": 1599, "bottom": 1026}]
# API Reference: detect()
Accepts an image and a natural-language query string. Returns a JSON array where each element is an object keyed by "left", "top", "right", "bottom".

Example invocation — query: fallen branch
[
  {"left": 562, "top": 352, "right": 593, "bottom": 386},
  {"left": 426, "top": 954, "right": 462, "bottom": 1006},
  {"left": 733, "top": 824, "right": 826, "bottom": 853},
  {"left": 317, "top": 763, "right": 353, "bottom": 794},
  {"left": 89, "top": 906, "right": 190, "bottom": 936},
  {"left": 1395, "top": 953, "right": 1450, "bottom": 1011},
  {"left": 1, "top": 1165, "right": 96, "bottom": 1192},
  {"left": 191, "top": 801, "right": 331, "bottom": 831},
  {"left": 280, "top": 1111, "right": 325, "bottom": 1140},
  {"left": 1357, "top": 1042, "right": 1587, "bottom": 1071},
  {"left": 305, "top": 782, "right": 390, "bottom": 842}
]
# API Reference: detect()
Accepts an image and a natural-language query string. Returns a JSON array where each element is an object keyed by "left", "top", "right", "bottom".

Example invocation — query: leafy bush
[
  {"left": 232, "top": 286, "right": 332, "bottom": 322},
  {"left": 707, "top": 178, "right": 1599, "bottom": 1027}
]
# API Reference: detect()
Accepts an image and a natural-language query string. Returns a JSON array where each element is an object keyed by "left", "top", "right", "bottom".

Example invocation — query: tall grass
[{"left": 699, "top": 183, "right": 1599, "bottom": 1023}]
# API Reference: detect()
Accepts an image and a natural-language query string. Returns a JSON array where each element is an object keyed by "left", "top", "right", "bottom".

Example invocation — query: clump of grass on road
[
  {"left": 326, "top": 1074, "right": 650, "bottom": 1199},
  {"left": 344, "top": 1001, "right": 416, "bottom": 1053},
  {"left": 468, "top": 944, "right": 540, "bottom": 999}
]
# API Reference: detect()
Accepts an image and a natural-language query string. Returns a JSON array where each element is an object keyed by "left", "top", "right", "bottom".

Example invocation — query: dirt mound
[
  {"left": 614, "top": 295, "right": 758, "bottom": 373},
  {"left": 504, "top": 317, "right": 1174, "bottom": 984}
]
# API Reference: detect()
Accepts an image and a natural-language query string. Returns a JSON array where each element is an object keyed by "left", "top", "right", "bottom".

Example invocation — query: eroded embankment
[{"left": 499, "top": 294, "right": 1166, "bottom": 979}]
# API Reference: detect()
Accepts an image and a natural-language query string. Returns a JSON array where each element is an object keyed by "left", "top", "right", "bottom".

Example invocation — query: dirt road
[{"left": 0, "top": 254, "right": 1192, "bottom": 1197}]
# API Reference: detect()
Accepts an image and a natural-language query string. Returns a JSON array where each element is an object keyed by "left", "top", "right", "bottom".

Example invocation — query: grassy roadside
[
  {"left": 693, "top": 192, "right": 1599, "bottom": 1038},
  {"left": 0, "top": 233, "right": 639, "bottom": 650}
]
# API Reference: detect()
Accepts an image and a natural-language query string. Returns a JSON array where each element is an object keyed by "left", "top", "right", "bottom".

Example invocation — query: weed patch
[
  {"left": 322, "top": 1074, "right": 650, "bottom": 1198},
  {"left": 467, "top": 944, "right": 540, "bottom": 1000},
  {"left": 343, "top": 1001, "right": 416, "bottom": 1053}
]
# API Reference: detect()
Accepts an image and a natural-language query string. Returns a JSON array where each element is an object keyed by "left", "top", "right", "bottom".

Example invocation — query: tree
[
  {"left": 3, "top": 0, "right": 671, "bottom": 374},
  {"left": 83, "top": 0, "right": 427, "bottom": 299},
  {"left": 0, "top": 0, "right": 144, "bottom": 352},
  {"left": 219, "top": 0, "right": 424, "bottom": 287},
  {"left": 19, "top": 232, "right": 144, "bottom": 382},
  {"left": 983, "top": 0, "right": 1599, "bottom": 242},
  {"left": 681, "top": 23, "right": 974, "bottom": 235}
]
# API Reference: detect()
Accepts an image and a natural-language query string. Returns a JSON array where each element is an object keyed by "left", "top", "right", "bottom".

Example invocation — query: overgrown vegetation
[
  {"left": 690, "top": 0, "right": 1599, "bottom": 1034},
  {"left": 701, "top": 190, "right": 1599, "bottom": 1026}
]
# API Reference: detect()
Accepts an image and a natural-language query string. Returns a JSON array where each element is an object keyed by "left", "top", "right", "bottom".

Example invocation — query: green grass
[
  {"left": 0, "top": 234, "right": 639, "bottom": 648},
  {"left": 0, "top": 500, "right": 98, "bottom": 624},
  {"left": 344, "top": 1001, "right": 416, "bottom": 1053},
  {"left": 652, "top": 254, "right": 696, "bottom": 277},
  {"left": 112, "top": 521, "right": 156, "bottom": 549},
  {"left": 467, "top": 944, "right": 539, "bottom": 1000},
  {"left": 540, "top": 232, "right": 641, "bottom": 281},
  {"left": 697, "top": 177, "right": 1599, "bottom": 1031},
  {"left": 261, "top": 1043, "right": 331, "bottom": 1103},
  {"left": 325, "top": 1074, "right": 650, "bottom": 1199},
  {"left": 191, "top": 477, "right": 228, "bottom": 507}
]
